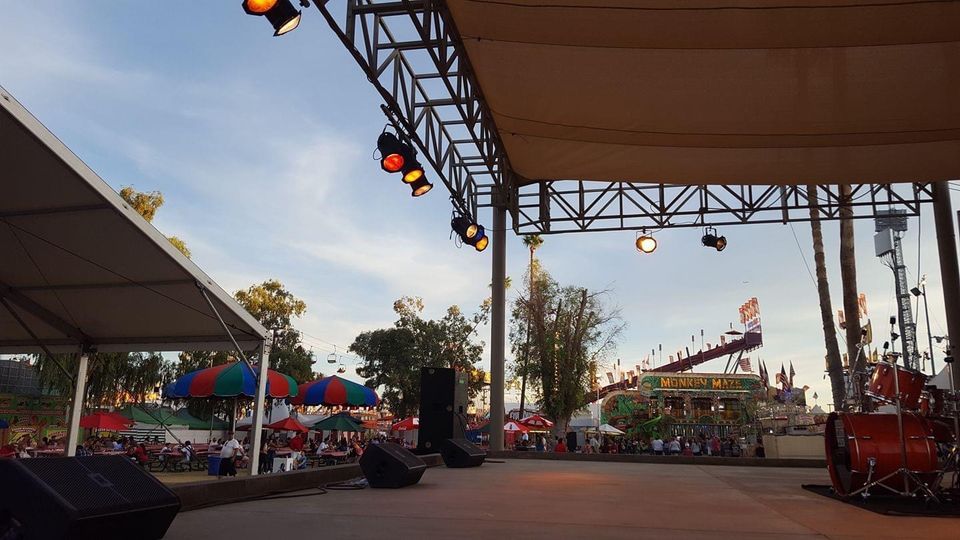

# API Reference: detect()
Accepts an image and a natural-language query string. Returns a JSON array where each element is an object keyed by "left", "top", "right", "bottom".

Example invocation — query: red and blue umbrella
[
  {"left": 291, "top": 375, "right": 379, "bottom": 407},
  {"left": 164, "top": 362, "right": 298, "bottom": 399}
]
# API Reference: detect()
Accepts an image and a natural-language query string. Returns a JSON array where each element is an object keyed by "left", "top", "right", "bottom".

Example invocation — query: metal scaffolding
[{"left": 316, "top": 0, "right": 934, "bottom": 233}]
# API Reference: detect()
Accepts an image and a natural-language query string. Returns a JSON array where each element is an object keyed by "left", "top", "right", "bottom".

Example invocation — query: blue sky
[{"left": 2, "top": 3, "right": 957, "bottom": 409}]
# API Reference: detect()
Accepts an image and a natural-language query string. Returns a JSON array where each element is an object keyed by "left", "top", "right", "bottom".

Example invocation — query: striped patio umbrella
[
  {"left": 291, "top": 375, "right": 379, "bottom": 407},
  {"left": 164, "top": 362, "right": 298, "bottom": 399}
]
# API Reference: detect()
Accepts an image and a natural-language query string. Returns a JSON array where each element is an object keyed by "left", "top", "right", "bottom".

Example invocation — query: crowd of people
[{"left": 515, "top": 432, "right": 764, "bottom": 458}]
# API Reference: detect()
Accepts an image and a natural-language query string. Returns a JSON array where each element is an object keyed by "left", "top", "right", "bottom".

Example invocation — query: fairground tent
[{"left": 0, "top": 86, "right": 273, "bottom": 468}]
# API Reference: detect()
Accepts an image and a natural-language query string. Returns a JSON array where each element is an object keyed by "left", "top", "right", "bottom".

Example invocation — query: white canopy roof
[
  {"left": 0, "top": 86, "right": 268, "bottom": 354},
  {"left": 447, "top": 0, "right": 960, "bottom": 185}
]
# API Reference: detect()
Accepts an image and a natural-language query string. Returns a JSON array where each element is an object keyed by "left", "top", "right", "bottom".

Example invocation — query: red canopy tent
[
  {"left": 391, "top": 417, "right": 419, "bottom": 432},
  {"left": 264, "top": 417, "right": 309, "bottom": 433},
  {"left": 79, "top": 412, "right": 134, "bottom": 431}
]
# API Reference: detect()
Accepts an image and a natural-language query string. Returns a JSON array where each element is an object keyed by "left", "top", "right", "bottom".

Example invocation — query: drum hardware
[{"left": 848, "top": 361, "right": 940, "bottom": 502}]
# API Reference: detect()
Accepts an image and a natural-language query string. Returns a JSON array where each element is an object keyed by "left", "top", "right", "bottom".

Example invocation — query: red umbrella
[
  {"left": 79, "top": 412, "right": 134, "bottom": 431},
  {"left": 264, "top": 417, "right": 309, "bottom": 433},
  {"left": 519, "top": 414, "right": 554, "bottom": 430},
  {"left": 391, "top": 417, "right": 419, "bottom": 431}
]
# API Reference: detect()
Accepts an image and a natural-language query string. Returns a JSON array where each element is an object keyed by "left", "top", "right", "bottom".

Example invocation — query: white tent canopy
[
  {"left": 0, "top": 86, "right": 272, "bottom": 467},
  {"left": 0, "top": 86, "right": 268, "bottom": 354}
]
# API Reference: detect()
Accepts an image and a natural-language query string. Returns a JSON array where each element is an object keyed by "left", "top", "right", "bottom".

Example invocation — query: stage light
[
  {"left": 409, "top": 176, "right": 433, "bottom": 197},
  {"left": 451, "top": 216, "right": 488, "bottom": 252},
  {"left": 377, "top": 132, "right": 409, "bottom": 173},
  {"left": 474, "top": 234, "right": 489, "bottom": 252},
  {"left": 243, "top": 0, "right": 302, "bottom": 36},
  {"left": 635, "top": 234, "right": 657, "bottom": 254},
  {"left": 402, "top": 161, "right": 425, "bottom": 184},
  {"left": 701, "top": 227, "right": 727, "bottom": 251}
]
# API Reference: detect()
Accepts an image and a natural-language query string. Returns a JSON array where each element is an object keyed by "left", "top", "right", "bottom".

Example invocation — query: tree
[
  {"left": 119, "top": 186, "right": 191, "bottom": 258},
  {"left": 35, "top": 352, "right": 175, "bottom": 407},
  {"left": 839, "top": 184, "right": 864, "bottom": 407},
  {"left": 518, "top": 234, "right": 543, "bottom": 419},
  {"left": 809, "top": 185, "right": 845, "bottom": 411},
  {"left": 509, "top": 266, "right": 623, "bottom": 434},
  {"left": 233, "top": 280, "right": 316, "bottom": 384},
  {"left": 349, "top": 296, "right": 490, "bottom": 417}
]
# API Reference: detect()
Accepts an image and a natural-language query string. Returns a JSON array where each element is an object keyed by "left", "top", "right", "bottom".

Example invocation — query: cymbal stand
[
  {"left": 933, "top": 355, "right": 959, "bottom": 492},
  {"left": 849, "top": 355, "right": 941, "bottom": 501}
]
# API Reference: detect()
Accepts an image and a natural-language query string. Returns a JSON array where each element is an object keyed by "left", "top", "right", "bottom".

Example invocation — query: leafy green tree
[
  {"left": 119, "top": 185, "right": 191, "bottom": 258},
  {"left": 350, "top": 296, "right": 489, "bottom": 417},
  {"left": 233, "top": 279, "right": 316, "bottom": 384},
  {"left": 509, "top": 267, "right": 623, "bottom": 434},
  {"left": 35, "top": 352, "right": 175, "bottom": 407}
]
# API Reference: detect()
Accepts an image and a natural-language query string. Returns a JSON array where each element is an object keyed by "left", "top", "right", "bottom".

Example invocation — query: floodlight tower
[{"left": 874, "top": 209, "right": 920, "bottom": 369}]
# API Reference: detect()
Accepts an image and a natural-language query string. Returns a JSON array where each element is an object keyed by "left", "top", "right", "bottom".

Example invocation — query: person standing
[
  {"left": 218, "top": 432, "right": 243, "bottom": 478},
  {"left": 652, "top": 436, "right": 664, "bottom": 456}
]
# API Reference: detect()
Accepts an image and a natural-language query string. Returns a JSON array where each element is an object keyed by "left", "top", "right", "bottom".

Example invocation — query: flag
[
  {"left": 813, "top": 391, "right": 819, "bottom": 400},
  {"left": 789, "top": 361, "right": 796, "bottom": 386},
  {"left": 776, "top": 363, "right": 791, "bottom": 389},
  {"left": 759, "top": 361, "right": 768, "bottom": 387},
  {"left": 738, "top": 357, "right": 752, "bottom": 372}
]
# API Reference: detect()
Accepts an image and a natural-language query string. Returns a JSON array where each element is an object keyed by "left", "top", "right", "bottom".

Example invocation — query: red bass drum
[{"left": 824, "top": 412, "right": 938, "bottom": 496}]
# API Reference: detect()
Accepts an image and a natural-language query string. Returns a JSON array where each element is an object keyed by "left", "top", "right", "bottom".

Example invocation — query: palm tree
[
  {"left": 808, "top": 185, "right": 846, "bottom": 410},
  {"left": 839, "top": 184, "right": 864, "bottom": 408},
  {"left": 518, "top": 234, "right": 544, "bottom": 419}
]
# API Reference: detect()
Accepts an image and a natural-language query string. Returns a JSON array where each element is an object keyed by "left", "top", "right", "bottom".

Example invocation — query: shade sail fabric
[
  {"left": 0, "top": 86, "right": 268, "bottom": 353},
  {"left": 446, "top": 1, "right": 960, "bottom": 184},
  {"left": 165, "top": 362, "right": 298, "bottom": 399},
  {"left": 291, "top": 375, "right": 379, "bottom": 407},
  {"left": 265, "top": 417, "right": 309, "bottom": 433}
]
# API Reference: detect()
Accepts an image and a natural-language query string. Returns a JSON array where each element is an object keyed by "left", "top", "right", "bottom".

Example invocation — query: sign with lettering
[{"left": 639, "top": 374, "right": 763, "bottom": 396}]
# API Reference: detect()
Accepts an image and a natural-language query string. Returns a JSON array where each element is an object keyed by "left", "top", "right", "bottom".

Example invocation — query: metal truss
[
  {"left": 317, "top": 1, "right": 935, "bottom": 235},
  {"left": 487, "top": 182, "right": 934, "bottom": 235},
  {"left": 315, "top": 0, "right": 510, "bottom": 220}
]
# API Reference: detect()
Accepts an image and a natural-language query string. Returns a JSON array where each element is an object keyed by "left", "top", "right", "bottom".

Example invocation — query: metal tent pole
[
  {"left": 931, "top": 182, "right": 960, "bottom": 389},
  {"left": 489, "top": 201, "right": 507, "bottom": 452},
  {"left": 65, "top": 351, "right": 89, "bottom": 457},
  {"left": 249, "top": 339, "right": 271, "bottom": 475}
]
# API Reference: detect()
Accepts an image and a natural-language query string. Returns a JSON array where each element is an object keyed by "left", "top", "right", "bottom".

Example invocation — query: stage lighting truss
[
  {"left": 452, "top": 214, "right": 489, "bottom": 252},
  {"left": 635, "top": 231, "right": 657, "bottom": 254},
  {"left": 701, "top": 227, "right": 727, "bottom": 252},
  {"left": 242, "top": 0, "right": 307, "bottom": 36},
  {"left": 316, "top": 1, "right": 933, "bottom": 236}
]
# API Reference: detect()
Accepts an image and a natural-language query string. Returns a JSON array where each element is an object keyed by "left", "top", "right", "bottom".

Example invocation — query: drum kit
[{"left": 825, "top": 347, "right": 959, "bottom": 502}]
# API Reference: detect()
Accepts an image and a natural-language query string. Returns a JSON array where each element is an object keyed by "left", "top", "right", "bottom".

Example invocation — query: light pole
[{"left": 911, "top": 277, "right": 936, "bottom": 375}]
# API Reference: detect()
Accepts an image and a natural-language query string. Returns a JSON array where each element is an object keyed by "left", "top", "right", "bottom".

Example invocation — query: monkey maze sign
[{"left": 639, "top": 374, "right": 763, "bottom": 395}]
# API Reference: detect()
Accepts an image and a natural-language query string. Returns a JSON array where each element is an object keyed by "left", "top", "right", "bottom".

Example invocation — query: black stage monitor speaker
[
  {"left": 441, "top": 438, "right": 486, "bottom": 468},
  {"left": 0, "top": 456, "right": 181, "bottom": 540},
  {"left": 359, "top": 442, "right": 427, "bottom": 488},
  {"left": 418, "top": 367, "right": 468, "bottom": 453}
]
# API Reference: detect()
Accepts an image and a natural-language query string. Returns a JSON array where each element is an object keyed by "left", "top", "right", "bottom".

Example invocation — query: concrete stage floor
[{"left": 166, "top": 459, "right": 955, "bottom": 539}]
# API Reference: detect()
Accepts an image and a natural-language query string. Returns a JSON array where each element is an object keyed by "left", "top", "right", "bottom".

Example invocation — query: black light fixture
[
  {"left": 375, "top": 130, "right": 433, "bottom": 197},
  {"left": 377, "top": 132, "right": 410, "bottom": 173},
  {"left": 452, "top": 215, "right": 488, "bottom": 252},
  {"left": 242, "top": 0, "right": 302, "bottom": 36},
  {"left": 635, "top": 231, "right": 657, "bottom": 254},
  {"left": 408, "top": 176, "right": 433, "bottom": 197},
  {"left": 701, "top": 226, "right": 727, "bottom": 251},
  {"left": 910, "top": 286, "right": 922, "bottom": 297}
]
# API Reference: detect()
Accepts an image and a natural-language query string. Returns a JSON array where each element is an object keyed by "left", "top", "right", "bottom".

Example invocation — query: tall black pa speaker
[
  {"left": 418, "top": 367, "right": 468, "bottom": 454},
  {"left": 441, "top": 438, "right": 486, "bottom": 468},
  {"left": 0, "top": 456, "right": 180, "bottom": 540},
  {"left": 359, "top": 442, "right": 427, "bottom": 488}
]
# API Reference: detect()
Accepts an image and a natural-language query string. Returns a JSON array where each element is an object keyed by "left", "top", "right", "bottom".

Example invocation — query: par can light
[
  {"left": 636, "top": 234, "right": 657, "bottom": 254},
  {"left": 701, "top": 227, "right": 727, "bottom": 252},
  {"left": 409, "top": 176, "right": 433, "bottom": 197},
  {"left": 242, "top": 0, "right": 301, "bottom": 36}
]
